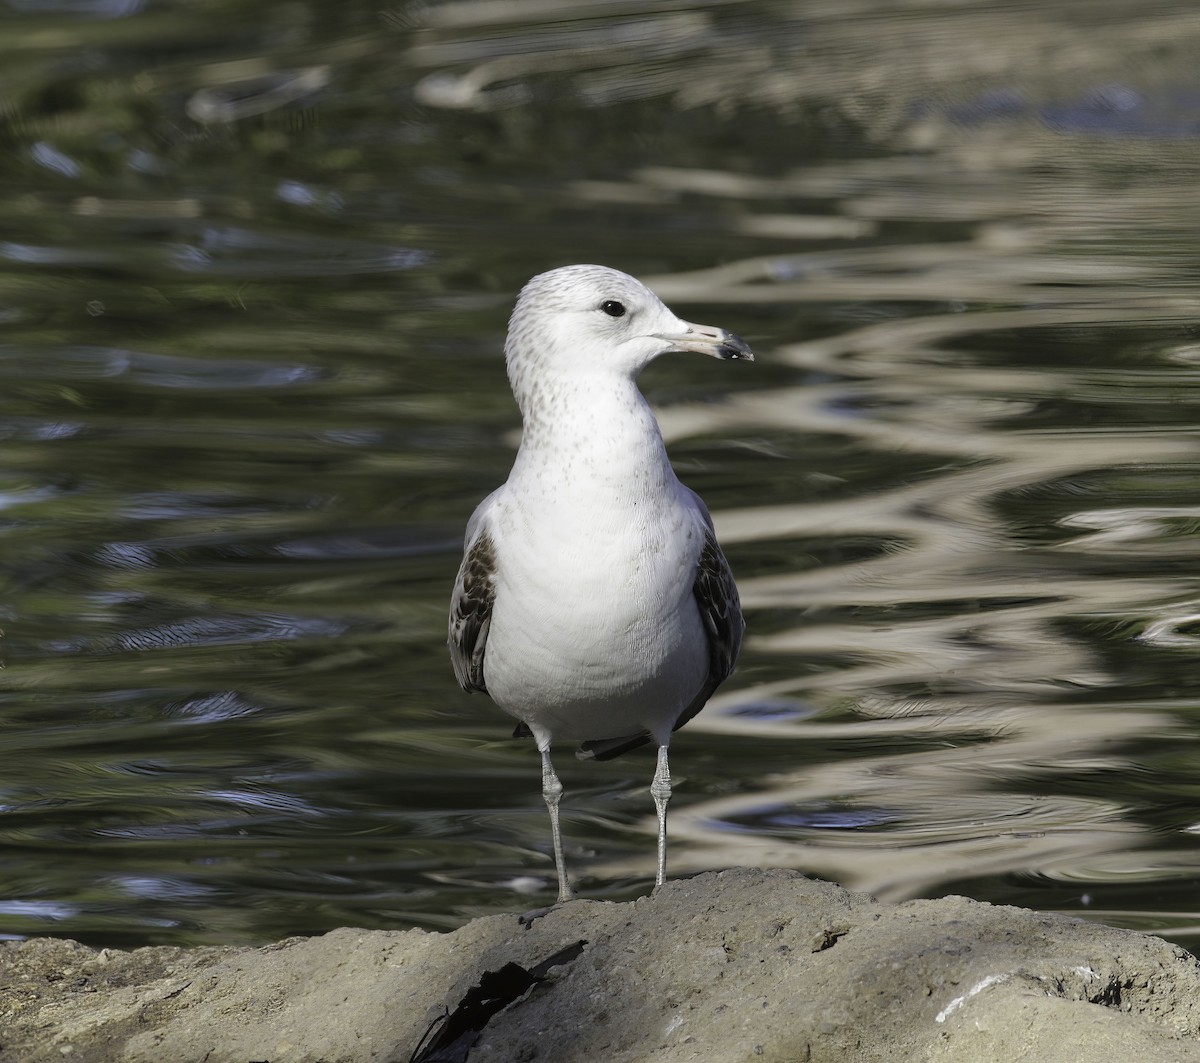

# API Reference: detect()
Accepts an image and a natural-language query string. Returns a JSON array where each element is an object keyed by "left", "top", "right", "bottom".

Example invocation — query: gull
[{"left": 449, "top": 264, "right": 750, "bottom": 904}]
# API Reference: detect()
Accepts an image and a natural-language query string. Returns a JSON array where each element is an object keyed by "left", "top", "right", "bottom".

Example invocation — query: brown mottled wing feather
[
  {"left": 578, "top": 506, "right": 744, "bottom": 762},
  {"left": 448, "top": 526, "right": 497, "bottom": 694}
]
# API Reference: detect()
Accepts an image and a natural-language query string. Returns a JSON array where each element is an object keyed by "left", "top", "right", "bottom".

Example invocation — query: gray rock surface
[{"left": 3, "top": 869, "right": 1200, "bottom": 1062}]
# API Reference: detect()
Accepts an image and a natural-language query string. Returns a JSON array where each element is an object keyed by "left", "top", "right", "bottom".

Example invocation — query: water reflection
[
  {"left": 2, "top": 0, "right": 1200, "bottom": 949},
  {"left": 643, "top": 699, "right": 1170, "bottom": 901},
  {"left": 630, "top": 193, "right": 1199, "bottom": 916}
]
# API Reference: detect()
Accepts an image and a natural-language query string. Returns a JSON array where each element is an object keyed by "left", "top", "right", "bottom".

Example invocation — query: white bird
[{"left": 449, "top": 264, "right": 750, "bottom": 904}]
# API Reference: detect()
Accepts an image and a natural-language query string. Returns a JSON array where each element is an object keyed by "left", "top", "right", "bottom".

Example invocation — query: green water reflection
[{"left": 3, "top": 0, "right": 1200, "bottom": 948}]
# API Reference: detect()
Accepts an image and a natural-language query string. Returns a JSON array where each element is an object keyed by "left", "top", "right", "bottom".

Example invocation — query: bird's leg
[
  {"left": 541, "top": 748, "right": 573, "bottom": 904},
  {"left": 650, "top": 744, "right": 672, "bottom": 888}
]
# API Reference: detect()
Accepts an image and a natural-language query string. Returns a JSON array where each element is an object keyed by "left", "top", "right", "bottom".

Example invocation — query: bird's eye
[{"left": 599, "top": 300, "right": 627, "bottom": 318}]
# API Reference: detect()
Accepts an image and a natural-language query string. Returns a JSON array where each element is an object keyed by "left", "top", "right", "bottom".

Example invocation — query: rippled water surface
[{"left": 4, "top": 0, "right": 1200, "bottom": 948}]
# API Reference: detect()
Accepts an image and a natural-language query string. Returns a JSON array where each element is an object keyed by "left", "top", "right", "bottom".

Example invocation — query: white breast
[{"left": 482, "top": 464, "right": 709, "bottom": 744}]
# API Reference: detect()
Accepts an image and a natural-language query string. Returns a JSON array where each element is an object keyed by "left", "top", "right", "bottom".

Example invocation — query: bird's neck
[{"left": 509, "top": 372, "right": 677, "bottom": 500}]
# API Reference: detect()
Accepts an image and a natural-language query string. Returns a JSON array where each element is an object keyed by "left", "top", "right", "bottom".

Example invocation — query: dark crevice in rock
[{"left": 409, "top": 939, "right": 587, "bottom": 1063}]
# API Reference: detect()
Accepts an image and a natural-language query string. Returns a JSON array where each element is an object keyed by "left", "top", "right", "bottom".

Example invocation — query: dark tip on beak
[
  {"left": 716, "top": 331, "right": 753, "bottom": 362},
  {"left": 653, "top": 321, "right": 755, "bottom": 362}
]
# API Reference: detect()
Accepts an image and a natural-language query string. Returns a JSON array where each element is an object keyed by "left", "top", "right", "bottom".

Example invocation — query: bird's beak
[{"left": 654, "top": 320, "right": 754, "bottom": 362}]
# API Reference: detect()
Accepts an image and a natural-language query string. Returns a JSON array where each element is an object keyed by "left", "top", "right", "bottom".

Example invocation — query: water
[{"left": 3, "top": 0, "right": 1200, "bottom": 948}]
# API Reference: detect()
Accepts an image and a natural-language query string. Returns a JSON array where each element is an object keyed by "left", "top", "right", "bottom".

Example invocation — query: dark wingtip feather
[{"left": 576, "top": 731, "right": 653, "bottom": 761}]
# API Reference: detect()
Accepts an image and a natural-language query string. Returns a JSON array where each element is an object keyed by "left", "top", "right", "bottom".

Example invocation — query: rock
[{"left": 2, "top": 869, "right": 1199, "bottom": 1062}]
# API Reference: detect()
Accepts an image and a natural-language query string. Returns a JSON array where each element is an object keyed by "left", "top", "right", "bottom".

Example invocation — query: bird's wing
[
  {"left": 448, "top": 493, "right": 501, "bottom": 694},
  {"left": 675, "top": 506, "right": 744, "bottom": 728},
  {"left": 578, "top": 492, "right": 744, "bottom": 761}
]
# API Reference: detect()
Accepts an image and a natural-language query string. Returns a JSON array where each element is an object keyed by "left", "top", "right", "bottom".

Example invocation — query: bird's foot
[
  {"left": 518, "top": 896, "right": 603, "bottom": 928},
  {"left": 517, "top": 904, "right": 559, "bottom": 928}
]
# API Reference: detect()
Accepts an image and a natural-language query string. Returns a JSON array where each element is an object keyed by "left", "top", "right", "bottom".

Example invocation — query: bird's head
[{"left": 505, "top": 264, "right": 753, "bottom": 387}]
